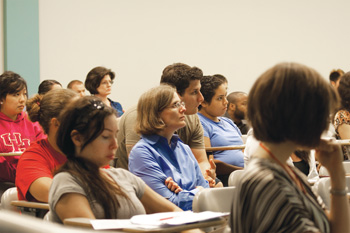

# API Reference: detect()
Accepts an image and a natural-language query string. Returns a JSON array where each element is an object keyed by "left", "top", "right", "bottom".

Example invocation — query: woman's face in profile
[
  {"left": 77, "top": 114, "right": 118, "bottom": 167},
  {"left": 96, "top": 75, "right": 113, "bottom": 96}
]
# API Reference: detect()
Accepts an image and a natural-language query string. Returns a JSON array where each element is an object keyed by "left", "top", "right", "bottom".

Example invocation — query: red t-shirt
[{"left": 15, "top": 138, "right": 66, "bottom": 202}]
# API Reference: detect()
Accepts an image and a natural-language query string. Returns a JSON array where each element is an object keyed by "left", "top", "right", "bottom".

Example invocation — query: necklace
[{"left": 259, "top": 142, "right": 307, "bottom": 194}]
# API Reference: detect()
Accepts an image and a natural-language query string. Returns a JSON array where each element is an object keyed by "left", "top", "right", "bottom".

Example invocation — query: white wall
[
  {"left": 0, "top": 0, "right": 4, "bottom": 74},
  {"left": 39, "top": 0, "right": 350, "bottom": 110}
]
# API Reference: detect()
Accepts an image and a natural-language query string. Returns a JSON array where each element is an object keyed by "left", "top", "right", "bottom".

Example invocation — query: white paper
[
  {"left": 130, "top": 211, "right": 229, "bottom": 226},
  {"left": 90, "top": 211, "right": 229, "bottom": 230},
  {"left": 90, "top": 219, "right": 133, "bottom": 230}
]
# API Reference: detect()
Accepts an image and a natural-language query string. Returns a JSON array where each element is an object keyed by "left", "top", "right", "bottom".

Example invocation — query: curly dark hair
[{"left": 160, "top": 63, "right": 203, "bottom": 96}]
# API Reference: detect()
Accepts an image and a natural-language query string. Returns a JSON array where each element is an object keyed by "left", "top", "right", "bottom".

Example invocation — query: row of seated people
[
  {"left": 1, "top": 62, "right": 349, "bottom": 233},
  {"left": 0, "top": 66, "right": 125, "bottom": 187}
]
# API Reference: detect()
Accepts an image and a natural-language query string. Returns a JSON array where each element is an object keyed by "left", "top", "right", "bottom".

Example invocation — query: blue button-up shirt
[{"left": 129, "top": 134, "right": 209, "bottom": 211}]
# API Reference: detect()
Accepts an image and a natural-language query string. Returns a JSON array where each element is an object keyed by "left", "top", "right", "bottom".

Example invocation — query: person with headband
[{"left": 47, "top": 96, "right": 182, "bottom": 223}]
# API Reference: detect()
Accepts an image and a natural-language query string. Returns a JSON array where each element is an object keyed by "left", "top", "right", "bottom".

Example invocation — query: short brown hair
[
  {"left": 136, "top": 85, "right": 176, "bottom": 135},
  {"left": 85, "top": 66, "right": 115, "bottom": 95},
  {"left": 160, "top": 63, "right": 203, "bottom": 96},
  {"left": 67, "top": 80, "right": 83, "bottom": 89},
  {"left": 248, "top": 62, "right": 339, "bottom": 147}
]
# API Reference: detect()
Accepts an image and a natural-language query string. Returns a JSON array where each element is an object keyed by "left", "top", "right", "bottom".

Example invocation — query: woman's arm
[
  {"left": 338, "top": 124, "right": 350, "bottom": 139},
  {"left": 316, "top": 140, "right": 350, "bottom": 233},
  {"left": 140, "top": 185, "right": 182, "bottom": 214},
  {"left": 129, "top": 145, "right": 205, "bottom": 210},
  {"left": 204, "top": 137, "right": 243, "bottom": 176},
  {"left": 28, "top": 177, "right": 52, "bottom": 202},
  {"left": 55, "top": 193, "right": 96, "bottom": 221}
]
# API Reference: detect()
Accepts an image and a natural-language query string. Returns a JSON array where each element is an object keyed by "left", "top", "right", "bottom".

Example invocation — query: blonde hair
[{"left": 136, "top": 85, "right": 176, "bottom": 135}]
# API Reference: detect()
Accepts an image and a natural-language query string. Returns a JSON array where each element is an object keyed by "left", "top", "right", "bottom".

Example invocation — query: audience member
[
  {"left": 0, "top": 71, "right": 45, "bottom": 183},
  {"left": 224, "top": 91, "right": 250, "bottom": 134},
  {"left": 329, "top": 68, "right": 344, "bottom": 89},
  {"left": 85, "top": 66, "right": 124, "bottom": 117},
  {"left": 48, "top": 96, "right": 182, "bottom": 223},
  {"left": 38, "top": 80, "right": 62, "bottom": 95},
  {"left": 116, "top": 63, "right": 217, "bottom": 187},
  {"left": 16, "top": 89, "right": 78, "bottom": 202},
  {"left": 198, "top": 75, "right": 244, "bottom": 186},
  {"left": 129, "top": 85, "right": 209, "bottom": 211},
  {"left": 67, "top": 80, "right": 86, "bottom": 97},
  {"left": 231, "top": 62, "right": 348, "bottom": 233},
  {"left": 334, "top": 71, "right": 350, "bottom": 160}
]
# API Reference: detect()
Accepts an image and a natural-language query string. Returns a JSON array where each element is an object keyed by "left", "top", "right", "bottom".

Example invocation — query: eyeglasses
[
  {"left": 101, "top": 80, "right": 114, "bottom": 86},
  {"left": 169, "top": 101, "right": 185, "bottom": 109}
]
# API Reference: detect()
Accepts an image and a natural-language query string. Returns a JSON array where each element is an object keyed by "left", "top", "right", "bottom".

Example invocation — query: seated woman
[
  {"left": 129, "top": 85, "right": 209, "bottom": 211},
  {"left": 0, "top": 71, "right": 45, "bottom": 183},
  {"left": 231, "top": 62, "right": 349, "bottom": 233},
  {"left": 48, "top": 96, "right": 182, "bottom": 223},
  {"left": 334, "top": 71, "right": 350, "bottom": 160},
  {"left": 85, "top": 66, "right": 124, "bottom": 117},
  {"left": 16, "top": 89, "right": 78, "bottom": 202},
  {"left": 198, "top": 75, "right": 244, "bottom": 186}
]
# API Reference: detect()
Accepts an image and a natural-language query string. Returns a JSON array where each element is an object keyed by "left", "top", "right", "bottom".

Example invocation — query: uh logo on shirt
[{"left": 0, "top": 132, "right": 30, "bottom": 152}]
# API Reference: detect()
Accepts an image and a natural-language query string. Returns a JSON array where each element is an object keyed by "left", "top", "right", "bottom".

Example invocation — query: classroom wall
[
  {"left": 39, "top": 0, "right": 350, "bottom": 110},
  {"left": 0, "top": 0, "right": 3, "bottom": 74}
]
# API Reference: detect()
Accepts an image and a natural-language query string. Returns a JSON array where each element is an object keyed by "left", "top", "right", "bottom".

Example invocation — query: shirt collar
[{"left": 141, "top": 134, "right": 181, "bottom": 146}]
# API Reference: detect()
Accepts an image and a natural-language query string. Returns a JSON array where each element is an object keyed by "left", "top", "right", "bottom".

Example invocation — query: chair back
[
  {"left": 192, "top": 187, "right": 235, "bottom": 213},
  {"left": 228, "top": 170, "right": 245, "bottom": 187},
  {"left": 343, "top": 161, "right": 350, "bottom": 174},
  {"left": 0, "top": 187, "right": 19, "bottom": 212}
]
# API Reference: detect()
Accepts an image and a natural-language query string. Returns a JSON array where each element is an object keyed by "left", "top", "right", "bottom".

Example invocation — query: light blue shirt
[
  {"left": 198, "top": 113, "right": 244, "bottom": 167},
  {"left": 129, "top": 134, "right": 209, "bottom": 211}
]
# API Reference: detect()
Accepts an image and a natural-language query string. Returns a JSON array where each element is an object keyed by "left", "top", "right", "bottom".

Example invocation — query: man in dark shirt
[{"left": 224, "top": 91, "right": 250, "bottom": 134}]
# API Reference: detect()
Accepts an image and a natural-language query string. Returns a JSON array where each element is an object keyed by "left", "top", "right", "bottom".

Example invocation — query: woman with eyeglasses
[
  {"left": 85, "top": 66, "right": 124, "bottom": 117},
  {"left": 129, "top": 85, "right": 209, "bottom": 211}
]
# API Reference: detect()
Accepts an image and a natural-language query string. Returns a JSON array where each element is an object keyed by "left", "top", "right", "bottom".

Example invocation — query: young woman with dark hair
[
  {"left": 48, "top": 96, "right": 181, "bottom": 223},
  {"left": 0, "top": 71, "right": 45, "bottom": 183}
]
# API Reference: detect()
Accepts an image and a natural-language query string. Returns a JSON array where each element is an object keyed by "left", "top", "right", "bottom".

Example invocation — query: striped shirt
[{"left": 231, "top": 158, "right": 329, "bottom": 233}]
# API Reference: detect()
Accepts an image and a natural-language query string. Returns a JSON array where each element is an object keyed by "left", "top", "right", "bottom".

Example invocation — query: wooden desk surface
[
  {"left": 11, "top": 200, "right": 49, "bottom": 210},
  {"left": 0, "top": 152, "right": 23, "bottom": 156},
  {"left": 205, "top": 145, "right": 245, "bottom": 151},
  {"left": 64, "top": 217, "right": 227, "bottom": 232}
]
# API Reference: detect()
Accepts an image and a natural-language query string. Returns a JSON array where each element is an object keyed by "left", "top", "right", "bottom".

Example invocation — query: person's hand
[
  {"left": 316, "top": 139, "right": 344, "bottom": 176},
  {"left": 204, "top": 155, "right": 217, "bottom": 187},
  {"left": 165, "top": 177, "right": 183, "bottom": 194},
  {"left": 195, "top": 186, "right": 205, "bottom": 192},
  {"left": 206, "top": 155, "right": 217, "bottom": 178}
]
